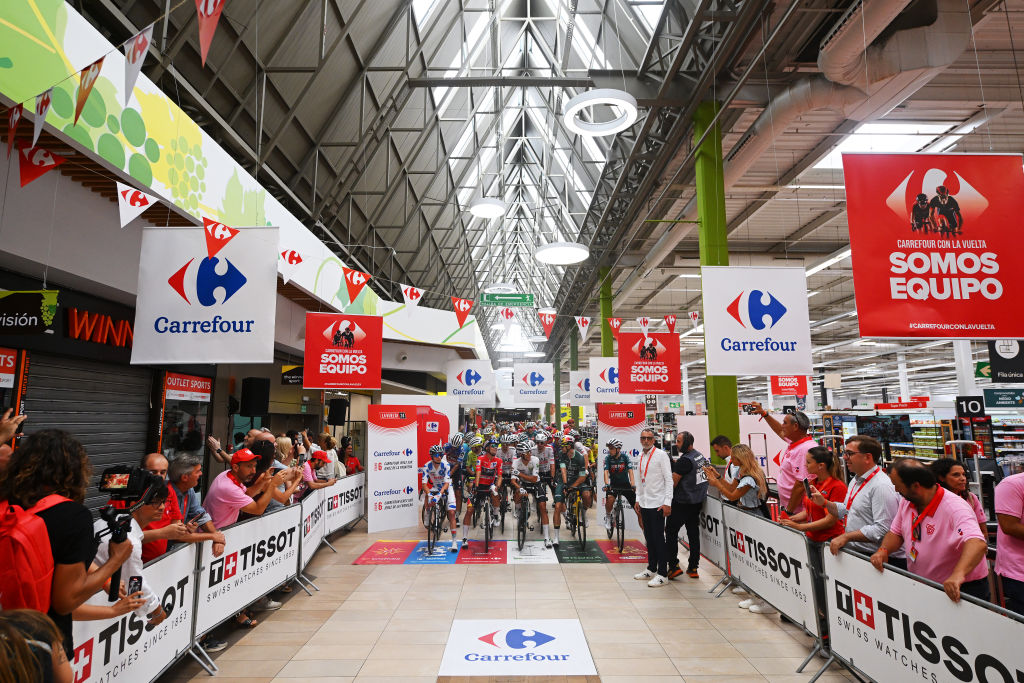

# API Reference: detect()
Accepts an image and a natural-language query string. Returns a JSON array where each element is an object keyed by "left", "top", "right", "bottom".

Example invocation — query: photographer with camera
[{"left": 0, "top": 430, "right": 132, "bottom": 659}]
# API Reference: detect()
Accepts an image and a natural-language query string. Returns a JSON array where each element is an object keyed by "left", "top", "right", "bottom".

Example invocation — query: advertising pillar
[
  {"left": 367, "top": 405, "right": 419, "bottom": 532},
  {"left": 597, "top": 403, "right": 646, "bottom": 531}
]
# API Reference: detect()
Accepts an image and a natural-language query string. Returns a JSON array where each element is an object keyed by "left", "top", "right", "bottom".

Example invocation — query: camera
[
  {"left": 96, "top": 467, "right": 163, "bottom": 602},
  {"left": 98, "top": 467, "right": 157, "bottom": 501}
]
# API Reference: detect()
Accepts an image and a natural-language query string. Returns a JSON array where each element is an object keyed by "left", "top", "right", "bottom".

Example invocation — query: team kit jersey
[
  {"left": 605, "top": 454, "right": 633, "bottom": 488},
  {"left": 497, "top": 447, "right": 516, "bottom": 473},
  {"left": 563, "top": 452, "right": 589, "bottom": 486},
  {"left": 474, "top": 454, "right": 502, "bottom": 487},
  {"left": 422, "top": 461, "right": 456, "bottom": 510},
  {"left": 532, "top": 445, "right": 555, "bottom": 477},
  {"left": 512, "top": 457, "right": 540, "bottom": 481}
]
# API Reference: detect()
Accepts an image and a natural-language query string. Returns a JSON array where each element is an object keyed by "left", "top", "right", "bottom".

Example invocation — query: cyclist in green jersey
[
  {"left": 603, "top": 438, "right": 637, "bottom": 531},
  {"left": 463, "top": 435, "right": 483, "bottom": 497},
  {"left": 551, "top": 435, "right": 575, "bottom": 546}
]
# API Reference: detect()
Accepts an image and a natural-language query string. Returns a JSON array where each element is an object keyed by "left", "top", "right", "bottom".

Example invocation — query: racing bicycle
[
  {"left": 564, "top": 486, "right": 587, "bottom": 551},
  {"left": 425, "top": 492, "right": 448, "bottom": 555},
  {"left": 514, "top": 483, "right": 542, "bottom": 551},
  {"left": 477, "top": 492, "right": 494, "bottom": 553},
  {"left": 604, "top": 486, "right": 630, "bottom": 553}
]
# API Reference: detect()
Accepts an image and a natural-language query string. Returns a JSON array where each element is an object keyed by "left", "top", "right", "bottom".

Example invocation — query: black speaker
[
  {"left": 239, "top": 377, "right": 270, "bottom": 417},
  {"left": 327, "top": 398, "right": 349, "bottom": 425}
]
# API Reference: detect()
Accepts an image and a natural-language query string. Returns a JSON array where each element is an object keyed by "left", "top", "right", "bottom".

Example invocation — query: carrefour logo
[
  {"left": 727, "top": 290, "right": 786, "bottom": 330},
  {"left": 404, "top": 448, "right": 414, "bottom": 457},
  {"left": 522, "top": 372, "right": 546, "bottom": 386},
  {"left": 599, "top": 367, "right": 618, "bottom": 384},
  {"left": 465, "top": 628, "right": 570, "bottom": 662},
  {"left": 630, "top": 448, "right": 640, "bottom": 457},
  {"left": 458, "top": 369, "right": 482, "bottom": 386},
  {"left": 576, "top": 378, "right": 590, "bottom": 392},
  {"left": 168, "top": 221, "right": 245, "bottom": 307}
]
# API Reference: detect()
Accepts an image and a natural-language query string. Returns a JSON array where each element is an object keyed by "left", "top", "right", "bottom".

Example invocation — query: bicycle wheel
[
  {"left": 517, "top": 497, "right": 528, "bottom": 551},
  {"left": 577, "top": 497, "right": 587, "bottom": 550},
  {"left": 426, "top": 505, "right": 436, "bottom": 554},
  {"left": 500, "top": 483, "right": 508, "bottom": 534},
  {"left": 615, "top": 499, "right": 625, "bottom": 553},
  {"left": 605, "top": 494, "right": 614, "bottom": 539},
  {"left": 483, "top": 499, "right": 492, "bottom": 553}
]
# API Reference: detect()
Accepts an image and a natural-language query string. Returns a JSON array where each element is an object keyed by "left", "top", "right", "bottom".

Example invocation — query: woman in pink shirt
[{"left": 930, "top": 458, "right": 987, "bottom": 536}]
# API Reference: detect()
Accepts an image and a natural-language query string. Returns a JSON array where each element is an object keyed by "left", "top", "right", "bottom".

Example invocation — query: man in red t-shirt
[{"left": 140, "top": 453, "right": 188, "bottom": 562}]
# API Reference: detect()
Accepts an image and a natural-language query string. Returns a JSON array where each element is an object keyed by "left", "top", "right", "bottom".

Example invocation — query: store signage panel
[
  {"left": 0, "top": 348, "right": 15, "bottom": 388},
  {"left": 512, "top": 363, "right": 554, "bottom": 405},
  {"left": 164, "top": 372, "right": 212, "bottom": 402},
  {"left": 771, "top": 375, "right": 808, "bottom": 395},
  {"left": 701, "top": 266, "right": 812, "bottom": 375},
  {"left": 983, "top": 388, "right": 1024, "bottom": 408},
  {"left": 303, "top": 312, "right": 383, "bottom": 390},
  {"left": 479, "top": 293, "right": 534, "bottom": 307},
  {"left": 843, "top": 153, "right": 1024, "bottom": 338},
  {"left": 281, "top": 364, "right": 303, "bottom": 385},
  {"left": 988, "top": 339, "right": 1024, "bottom": 383},
  {"left": 874, "top": 400, "right": 927, "bottom": 410},
  {"left": 445, "top": 359, "right": 496, "bottom": 406},
  {"left": 0, "top": 290, "right": 59, "bottom": 334},
  {"left": 616, "top": 332, "right": 681, "bottom": 395},
  {"left": 956, "top": 395, "right": 986, "bottom": 418}
]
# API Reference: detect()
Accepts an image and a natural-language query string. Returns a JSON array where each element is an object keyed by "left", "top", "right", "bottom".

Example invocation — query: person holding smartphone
[{"left": 780, "top": 447, "right": 847, "bottom": 542}]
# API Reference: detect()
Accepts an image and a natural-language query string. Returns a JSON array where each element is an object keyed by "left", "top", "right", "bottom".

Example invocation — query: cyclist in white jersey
[
  {"left": 512, "top": 442, "right": 551, "bottom": 547},
  {"left": 532, "top": 433, "right": 556, "bottom": 496},
  {"left": 422, "top": 444, "right": 458, "bottom": 552},
  {"left": 497, "top": 434, "right": 517, "bottom": 475}
]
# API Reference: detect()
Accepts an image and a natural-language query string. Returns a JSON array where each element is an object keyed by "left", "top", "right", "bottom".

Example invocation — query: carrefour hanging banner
[
  {"left": 569, "top": 370, "right": 592, "bottom": 404},
  {"left": 512, "top": 363, "right": 555, "bottom": 405},
  {"left": 132, "top": 225, "right": 278, "bottom": 363},
  {"left": 617, "top": 332, "right": 681, "bottom": 394},
  {"left": 444, "top": 359, "right": 496, "bottom": 405},
  {"left": 597, "top": 403, "right": 646, "bottom": 532},
  {"left": 589, "top": 356, "right": 630, "bottom": 400},
  {"left": 303, "top": 312, "right": 383, "bottom": 389},
  {"left": 701, "top": 266, "right": 812, "bottom": 375},
  {"left": 367, "top": 405, "right": 419, "bottom": 532},
  {"left": 843, "top": 153, "right": 1024, "bottom": 338}
]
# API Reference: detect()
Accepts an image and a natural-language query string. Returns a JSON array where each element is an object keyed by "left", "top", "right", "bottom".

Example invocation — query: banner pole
[{"left": 187, "top": 549, "right": 218, "bottom": 674}]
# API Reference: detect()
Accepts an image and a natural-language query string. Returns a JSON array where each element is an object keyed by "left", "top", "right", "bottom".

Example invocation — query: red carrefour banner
[
  {"left": 617, "top": 332, "right": 681, "bottom": 395},
  {"left": 843, "top": 153, "right": 1024, "bottom": 338},
  {"left": 303, "top": 312, "right": 383, "bottom": 389},
  {"left": 771, "top": 375, "right": 807, "bottom": 396}
]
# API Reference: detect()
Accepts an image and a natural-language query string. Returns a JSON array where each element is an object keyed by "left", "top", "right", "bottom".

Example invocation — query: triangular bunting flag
[
  {"left": 202, "top": 217, "right": 239, "bottom": 258},
  {"left": 664, "top": 314, "right": 677, "bottom": 333},
  {"left": 452, "top": 297, "right": 473, "bottom": 327},
  {"left": 32, "top": 89, "right": 52, "bottom": 148},
  {"left": 17, "top": 143, "right": 65, "bottom": 187},
  {"left": 607, "top": 317, "right": 622, "bottom": 339},
  {"left": 116, "top": 181, "right": 159, "bottom": 228},
  {"left": 689, "top": 311, "right": 700, "bottom": 328},
  {"left": 342, "top": 267, "right": 371, "bottom": 303},
  {"left": 123, "top": 24, "right": 154, "bottom": 105},
  {"left": 401, "top": 284, "right": 424, "bottom": 310},
  {"left": 195, "top": 0, "right": 227, "bottom": 67},
  {"left": 74, "top": 56, "right": 105, "bottom": 125},
  {"left": 7, "top": 104, "right": 23, "bottom": 158},
  {"left": 279, "top": 249, "right": 304, "bottom": 284},
  {"left": 575, "top": 316, "right": 591, "bottom": 342},
  {"left": 636, "top": 316, "right": 650, "bottom": 335},
  {"left": 499, "top": 307, "right": 515, "bottom": 336},
  {"left": 538, "top": 311, "right": 556, "bottom": 339}
]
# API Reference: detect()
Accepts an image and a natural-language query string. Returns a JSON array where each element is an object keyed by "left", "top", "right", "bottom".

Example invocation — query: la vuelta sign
[
  {"left": 303, "top": 312, "right": 383, "bottom": 390},
  {"left": 843, "top": 153, "right": 1024, "bottom": 338}
]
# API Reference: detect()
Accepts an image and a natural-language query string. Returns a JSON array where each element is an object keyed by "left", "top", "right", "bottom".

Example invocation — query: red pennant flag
[
  {"left": 116, "top": 181, "right": 159, "bottom": 228},
  {"left": 123, "top": 24, "right": 153, "bottom": 105},
  {"left": 32, "top": 89, "right": 52, "bottom": 148},
  {"left": 401, "top": 284, "right": 424, "bottom": 310},
  {"left": 538, "top": 311, "right": 556, "bottom": 338},
  {"left": 280, "top": 249, "right": 304, "bottom": 284},
  {"left": 202, "top": 217, "right": 239, "bottom": 258},
  {"left": 451, "top": 297, "right": 473, "bottom": 328},
  {"left": 343, "top": 267, "right": 371, "bottom": 303},
  {"left": 664, "top": 314, "right": 677, "bottom": 333},
  {"left": 689, "top": 310, "right": 700, "bottom": 328},
  {"left": 7, "top": 104, "right": 23, "bottom": 158},
  {"left": 575, "top": 316, "right": 591, "bottom": 342},
  {"left": 607, "top": 317, "right": 622, "bottom": 338},
  {"left": 17, "top": 142, "right": 65, "bottom": 187},
  {"left": 74, "top": 57, "right": 105, "bottom": 125},
  {"left": 636, "top": 316, "right": 650, "bottom": 335},
  {"left": 195, "top": 0, "right": 227, "bottom": 67}
]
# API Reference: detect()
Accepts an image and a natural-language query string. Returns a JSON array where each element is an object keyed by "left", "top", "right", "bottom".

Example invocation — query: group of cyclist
[{"left": 419, "top": 421, "right": 642, "bottom": 553}]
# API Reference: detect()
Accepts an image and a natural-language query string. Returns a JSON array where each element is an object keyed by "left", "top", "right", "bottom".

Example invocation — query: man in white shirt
[{"left": 633, "top": 428, "right": 674, "bottom": 587}]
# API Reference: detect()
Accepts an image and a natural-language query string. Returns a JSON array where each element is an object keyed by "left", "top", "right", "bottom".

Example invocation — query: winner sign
[
  {"left": 843, "top": 153, "right": 1024, "bottom": 338},
  {"left": 617, "top": 332, "right": 680, "bottom": 394},
  {"left": 303, "top": 312, "right": 383, "bottom": 389}
]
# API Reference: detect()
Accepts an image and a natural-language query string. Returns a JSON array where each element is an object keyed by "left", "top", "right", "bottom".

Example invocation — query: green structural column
[
  {"left": 553, "top": 350, "right": 562, "bottom": 429},
  {"left": 599, "top": 266, "right": 614, "bottom": 358},
  {"left": 695, "top": 101, "right": 739, "bottom": 444},
  {"left": 570, "top": 331, "right": 580, "bottom": 424}
]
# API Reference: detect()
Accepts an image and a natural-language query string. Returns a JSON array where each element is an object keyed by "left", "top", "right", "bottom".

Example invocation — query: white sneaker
[
  {"left": 647, "top": 575, "right": 668, "bottom": 588},
  {"left": 544, "top": 538, "right": 552, "bottom": 548},
  {"left": 450, "top": 540, "right": 459, "bottom": 553},
  {"left": 491, "top": 516, "right": 499, "bottom": 527},
  {"left": 634, "top": 569, "right": 655, "bottom": 580},
  {"left": 731, "top": 586, "right": 748, "bottom": 595},
  {"left": 604, "top": 516, "right": 612, "bottom": 530},
  {"left": 738, "top": 598, "right": 754, "bottom": 609},
  {"left": 749, "top": 602, "right": 776, "bottom": 614},
  {"left": 253, "top": 598, "right": 281, "bottom": 611},
  {"left": 552, "top": 538, "right": 560, "bottom": 547}
]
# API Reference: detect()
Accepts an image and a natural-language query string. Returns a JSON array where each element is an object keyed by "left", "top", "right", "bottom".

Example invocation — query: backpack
[{"left": 0, "top": 494, "right": 70, "bottom": 611}]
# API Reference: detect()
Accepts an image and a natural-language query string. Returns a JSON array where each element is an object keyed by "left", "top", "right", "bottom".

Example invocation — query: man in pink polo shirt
[
  {"left": 204, "top": 448, "right": 278, "bottom": 528},
  {"left": 995, "top": 472, "right": 1024, "bottom": 614},
  {"left": 871, "top": 460, "right": 989, "bottom": 603},
  {"left": 750, "top": 402, "right": 817, "bottom": 516}
]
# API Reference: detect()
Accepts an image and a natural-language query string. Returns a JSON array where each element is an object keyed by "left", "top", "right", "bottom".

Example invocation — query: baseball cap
[
  {"left": 312, "top": 450, "right": 331, "bottom": 462},
  {"left": 231, "top": 448, "right": 259, "bottom": 465}
]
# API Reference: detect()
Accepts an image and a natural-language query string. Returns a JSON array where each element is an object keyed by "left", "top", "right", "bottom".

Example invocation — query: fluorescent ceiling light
[
  {"left": 483, "top": 282, "right": 516, "bottom": 294},
  {"left": 678, "top": 274, "right": 701, "bottom": 279},
  {"left": 562, "top": 89, "right": 638, "bottom": 137},
  {"left": 815, "top": 122, "right": 954, "bottom": 169},
  {"left": 528, "top": 335, "right": 548, "bottom": 342},
  {"left": 807, "top": 291, "right": 820, "bottom": 298},
  {"left": 524, "top": 351, "right": 545, "bottom": 358},
  {"left": 806, "top": 249, "right": 851, "bottom": 276},
  {"left": 469, "top": 198, "right": 506, "bottom": 218},
  {"left": 535, "top": 242, "right": 589, "bottom": 265},
  {"left": 537, "top": 307, "right": 556, "bottom": 314}
]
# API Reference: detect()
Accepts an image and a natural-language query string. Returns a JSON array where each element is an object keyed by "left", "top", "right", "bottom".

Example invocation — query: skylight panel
[{"left": 814, "top": 122, "right": 955, "bottom": 169}]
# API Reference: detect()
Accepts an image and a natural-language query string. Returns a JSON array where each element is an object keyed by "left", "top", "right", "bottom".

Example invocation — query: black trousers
[
  {"left": 666, "top": 502, "right": 702, "bottom": 571},
  {"left": 1001, "top": 575, "right": 1024, "bottom": 615},
  {"left": 640, "top": 507, "right": 668, "bottom": 576}
]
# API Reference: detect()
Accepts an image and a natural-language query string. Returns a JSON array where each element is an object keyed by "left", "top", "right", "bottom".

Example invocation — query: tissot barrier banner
[
  {"left": 701, "top": 266, "right": 812, "bottom": 375},
  {"left": 843, "top": 153, "right": 1024, "bottom": 338},
  {"left": 617, "top": 332, "right": 681, "bottom": 394},
  {"left": 824, "top": 551, "right": 1024, "bottom": 683},
  {"left": 132, "top": 225, "right": 278, "bottom": 364},
  {"left": 512, "top": 363, "right": 555, "bottom": 405},
  {"left": 72, "top": 545, "right": 196, "bottom": 683},
  {"left": 444, "top": 359, "right": 496, "bottom": 405},
  {"left": 597, "top": 403, "right": 646, "bottom": 532},
  {"left": 303, "top": 312, "right": 383, "bottom": 389},
  {"left": 367, "top": 405, "right": 419, "bottom": 532},
  {"left": 194, "top": 505, "right": 300, "bottom": 636},
  {"left": 322, "top": 473, "right": 366, "bottom": 534},
  {"left": 299, "top": 488, "right": 326, "bottom": 569},
  {"left": 590, "top": 356, "right": 634, "bottom": 401},
  {"left": 722, "top": 505, "right": 818, "bottom": 635},
  {"left": 569, "top": 370, "right": 592, "bottom": 404}
]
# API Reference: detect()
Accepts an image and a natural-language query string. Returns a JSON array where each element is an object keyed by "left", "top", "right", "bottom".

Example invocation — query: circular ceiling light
[
  {"left": 528, "top": 335, "right": 548, "bottom": 343},
  {"left": 524, "top": 351, "right": 545, "bottom": 358},
  {"left": 535, "top": 242, "right": 589, "bottom": 265},
  {"left": 483, "top": 282, "right": 516, "bottom": 294},
  {"left": 468, "top": 198, "right": 507, "bottom": 219},
  {"left": 562, "top": 89, "right": 638, "bottom": 137}
]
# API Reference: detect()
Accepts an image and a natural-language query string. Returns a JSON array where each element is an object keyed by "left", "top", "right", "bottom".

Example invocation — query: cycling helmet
[
  {"left": 606, "top": 438, "right": 623, "bottom": 449},
  {"left": 575, "top": 442, "right": 590, "bottom": 457},
  {"left": 449, "top": 433, "right": 464, "bottom": 447},
  {"left": 525, "top": 440, "right": 536, "bottom": 451},
  {"left": 568, "top": 429, "right": 581, "bottom": 439},
  {"left": 429, "top": 444, "right": 445, "bottom": 457},
  {"left": 560, "top": 435, "right": 575, "bottom": 446},
  {"left": 534, "top": 432, "right": 548, "bottom": 443},
  {"left": 517, "top": 432, "right": 530, "bottom": 443},
  {"left": 500, "top": 434, "right": 516, "bottom": 445},
  {"left": 486, "top": 439, "right": 499, "bottom": 449},
  {"left": 470, "top": 435, "right": 485, "bottom": 448},
  {"left": 516, "top": 442, "right": 530, "bottom": 454}
]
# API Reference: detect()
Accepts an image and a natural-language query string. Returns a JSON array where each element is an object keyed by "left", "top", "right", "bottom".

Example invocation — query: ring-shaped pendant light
[{"left": 562, "top": 89, "right": 638, "bottom": 137}]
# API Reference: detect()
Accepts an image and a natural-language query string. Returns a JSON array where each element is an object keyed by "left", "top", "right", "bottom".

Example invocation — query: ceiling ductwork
[{"left": 614, "top": 0, "right": 974, "bottom": 304}]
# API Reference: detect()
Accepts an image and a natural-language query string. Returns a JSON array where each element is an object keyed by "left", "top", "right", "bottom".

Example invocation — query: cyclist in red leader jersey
[{"left": 461, "top": 439, "right": 503, "bottom": 547}]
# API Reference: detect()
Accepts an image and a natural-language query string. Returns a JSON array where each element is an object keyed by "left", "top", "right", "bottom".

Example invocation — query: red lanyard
[
  {"left": 787, "top": 435, "right": 813, "bottom": 455},
  {"left": 845, "top": 467, "right": 881, "bottom": 510},
  {"left": 227, "top": 471, "right": 246, "bottom": 491},
  {"left": 640, "top": 449, "right": 656, "bottom": 484},
  {"left": 910, "top": 486, "right": 944, "bottom": 540}
]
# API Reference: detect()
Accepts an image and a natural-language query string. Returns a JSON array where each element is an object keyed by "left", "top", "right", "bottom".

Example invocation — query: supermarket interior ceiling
[{"left": 84, "top": 0, "right": 1024, "bottom": 400}]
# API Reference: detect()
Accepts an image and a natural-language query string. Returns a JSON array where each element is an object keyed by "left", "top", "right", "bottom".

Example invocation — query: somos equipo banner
[
  {"left": 843, "top": 153, "right": 1024, "bottom": 338},
  {"left": 303, "top": 312, "right": 383, "bottom": 389},
  {"left": 367, "top": 405, "right": 419, "bottom": 532},
  {"left": 617, "top": 332, "right": 681, "bottom": 395}
]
